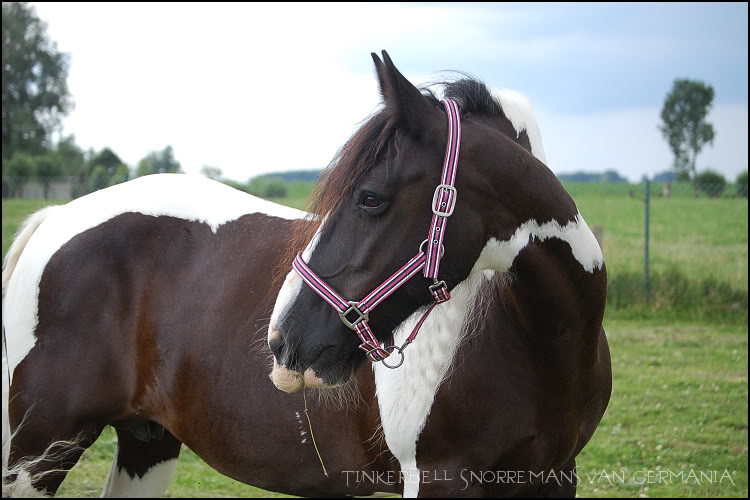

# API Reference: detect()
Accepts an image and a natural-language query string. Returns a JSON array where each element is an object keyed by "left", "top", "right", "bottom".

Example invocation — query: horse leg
[
  {"left": 4, "top": 410, "right": 103, "bottom": 497},
  {"left": 101, "top": 426, "right": 182, "bottom": 497}
]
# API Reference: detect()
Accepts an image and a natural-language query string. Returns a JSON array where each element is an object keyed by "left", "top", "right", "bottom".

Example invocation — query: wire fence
[{"left": 2, "top": 175, "right": 748, "bottom": 322}]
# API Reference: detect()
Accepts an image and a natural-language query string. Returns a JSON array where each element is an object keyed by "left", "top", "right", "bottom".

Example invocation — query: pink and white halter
[{"left": 292, "top": 99, "right": 461, "bottom": 368}]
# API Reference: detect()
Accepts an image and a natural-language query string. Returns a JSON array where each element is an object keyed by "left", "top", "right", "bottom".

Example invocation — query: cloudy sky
[{"left": 33, "top": 2, "right": 748, "bottom": 183}]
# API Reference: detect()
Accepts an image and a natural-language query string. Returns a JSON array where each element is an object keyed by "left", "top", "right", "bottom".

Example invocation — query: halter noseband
[{"left": 292, "top": 99, "right": 461, "bottom": 368}]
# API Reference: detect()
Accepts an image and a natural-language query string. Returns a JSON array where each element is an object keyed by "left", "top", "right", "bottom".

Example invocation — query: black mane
[{"left": 424, "top": 76, "right": 506, "bottom": 119}]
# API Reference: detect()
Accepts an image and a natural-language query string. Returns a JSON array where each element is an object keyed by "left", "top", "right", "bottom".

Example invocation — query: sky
[{"left": 32, "top": 2, "right": 748, "bottom": 183}]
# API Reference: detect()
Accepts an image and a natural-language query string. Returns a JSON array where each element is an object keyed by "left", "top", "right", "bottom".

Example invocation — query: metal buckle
[
  {"left": 339, "top": 301, "right": 368, "bottom": 330},
  {"left": 429, "top": 280, "right": 447, "bottom": 293},
  {"left": 431, "top": 184, "right": 457, "bottom": 217}
]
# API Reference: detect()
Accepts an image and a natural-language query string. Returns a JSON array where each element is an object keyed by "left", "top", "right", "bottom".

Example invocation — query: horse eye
[{"left": 359, "top": 193, "right": 384, "bottom": 209}]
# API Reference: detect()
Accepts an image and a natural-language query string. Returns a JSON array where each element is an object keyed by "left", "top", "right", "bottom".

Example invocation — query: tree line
[
  {"left": 3, "top": 2, "right": 746, "bottom": 202},
  {"left": 2, "top": 3, "right": 182, "bottom": 199}
]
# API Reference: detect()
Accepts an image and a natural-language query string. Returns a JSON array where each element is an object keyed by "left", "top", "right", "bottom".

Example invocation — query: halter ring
[
  {"left": 365, "top": 344, "right": 405, "bottom": 369},
  {"left": 419, "top": 239, "right": 445, "bottom": 258}
]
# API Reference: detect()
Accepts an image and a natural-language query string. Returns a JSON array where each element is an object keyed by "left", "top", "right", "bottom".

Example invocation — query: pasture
[{"left": 2, "top": 185, "right": 747, "bottom": 497}]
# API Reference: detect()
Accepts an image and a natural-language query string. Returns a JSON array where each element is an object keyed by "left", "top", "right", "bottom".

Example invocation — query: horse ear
[{"left": 371, "top": 50, "right": 441, "bottom": 141}]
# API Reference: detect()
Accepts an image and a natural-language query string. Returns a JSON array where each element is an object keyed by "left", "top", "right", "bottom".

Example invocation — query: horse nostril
[{"left": 269, "top": 337, "right": 285, "bottom": 360}]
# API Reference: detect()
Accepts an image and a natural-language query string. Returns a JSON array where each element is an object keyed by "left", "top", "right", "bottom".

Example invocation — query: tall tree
[
  {"left": 2, "top": 2, "right": 73, "bottom": 160},
  {"left": 200, "top": 165, "right": 223, "bottom": 180},
  {"left": 135, "top": 146, "right": 183, "bottom": 177},
  {"left": 659, "top": 79, "right": 715, "bottom": 188},
  {"left": 4, "top": 152, "right": 34, "bottom": 197}
]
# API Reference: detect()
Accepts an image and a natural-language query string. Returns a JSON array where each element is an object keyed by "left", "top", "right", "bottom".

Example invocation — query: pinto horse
[
  {"left": 269, "top": 51, "right": 611, "bottom": 497},
  {"left": 3, "top": 51, "right": 610, "bottom": 498}
]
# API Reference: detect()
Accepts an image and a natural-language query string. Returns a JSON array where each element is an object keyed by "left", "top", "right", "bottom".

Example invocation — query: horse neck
[
  {"left": 373, "top": 271, "right": 486, "bottom": 465},
  {"left": 476, "top": 208, "right": 607, "bottom": 353}
]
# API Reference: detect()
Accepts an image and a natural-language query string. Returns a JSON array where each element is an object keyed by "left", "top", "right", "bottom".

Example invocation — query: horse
[
  {"left": 1, "top": 50, "right": 611, "bottom": 498},
  {"left": 1, "top": 173, "right": 405, "bottom": 497},
  {"left": 268, "top": 51, "right": 611, "bottom": 497}
]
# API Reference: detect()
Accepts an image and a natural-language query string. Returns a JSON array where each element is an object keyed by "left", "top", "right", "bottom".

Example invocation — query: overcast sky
[{"left": 33, "top": 2, "right": 748, "bottom": 183}]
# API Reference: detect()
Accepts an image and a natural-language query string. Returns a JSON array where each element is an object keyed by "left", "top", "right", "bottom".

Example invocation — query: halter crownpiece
[{"left": 292, "top": 99, "right": 462, "bottom": 368}]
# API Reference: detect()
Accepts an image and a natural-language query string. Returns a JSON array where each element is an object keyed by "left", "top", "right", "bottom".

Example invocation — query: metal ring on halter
[
  {"left": 365, "top": 344, "right": 405, "bottom": 369},
  {"left": 419, "top": 239, "right": 445, "bottom": 258}
]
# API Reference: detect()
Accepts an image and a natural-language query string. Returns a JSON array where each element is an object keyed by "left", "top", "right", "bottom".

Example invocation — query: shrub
[
  {"left": 736, "top": 170, "right": 748, "bottom": 198},
  {"left": 263, "top": 181, "right": 288, "bottom": 198},
  {"left": 695, "top": 169, "right": 726, "bottom": 198}
]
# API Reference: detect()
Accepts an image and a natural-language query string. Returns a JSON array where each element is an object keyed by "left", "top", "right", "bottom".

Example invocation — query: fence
[
  {"left": 563, "top": 181, "right": 748, "bottom": 322},
  {"left": 3, "top": 176, "right": 748, "bottom": 322}
]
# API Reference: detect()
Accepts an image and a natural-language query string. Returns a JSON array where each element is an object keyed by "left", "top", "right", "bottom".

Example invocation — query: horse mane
[{"left": 277, "top": 76, "right": 518, "bottom": 283}]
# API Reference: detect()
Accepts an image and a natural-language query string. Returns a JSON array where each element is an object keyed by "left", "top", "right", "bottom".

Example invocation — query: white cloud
[{"left": 34, "top": 2, "right": 454, "bottom": 180}]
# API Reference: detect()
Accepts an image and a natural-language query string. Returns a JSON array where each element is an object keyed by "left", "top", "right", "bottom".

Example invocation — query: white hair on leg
[
  {"left": 101, "top": 455, "right": 178, "bottom": 498},
  {"left": 2, "top": 417, "right": 84, "bottom": 498}
]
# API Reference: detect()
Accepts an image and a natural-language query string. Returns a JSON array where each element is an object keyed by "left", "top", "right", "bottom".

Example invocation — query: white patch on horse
[
  {"left": 268, "top": 216, "right": 325, "bottom": 345},
  {"left": 371, "top": 90, "right": 551, "bottom": 497},
  {"left": 474, "top": 212, "right": 604, "bottom": 273},
  {"left": 2, "top": 343, "right": 10, "bottom": 472},
  {"left": 491, "top": 88, "right": 547, "bottom": 164},
  {"left": 101, "top": 454, "right": 178, "bottom": 497},
  {"left": 2, "top": 174, "right": 306, "bottom": 384},
  {"left": 4, "top": 470, "right": 48, "bottom": 497},
  {"left": 374, "top": 272, "right": 486, "bottom": 498}
]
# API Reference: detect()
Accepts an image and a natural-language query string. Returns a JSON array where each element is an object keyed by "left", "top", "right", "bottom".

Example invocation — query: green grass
[
  {"left": 44, "top": 321, "right": 750, "bottom": 498},
  {"left": 576, "top": 320, "right": 748, "bottom": 498},
  {"left": 575, "top": 195, "right": 748, "bottom": 293},
  {"left": 58, "top": 435, "right": 288, "bottom": 498},
  {"left": 2, "top": 199, "right": 66, "bottom": 257}
]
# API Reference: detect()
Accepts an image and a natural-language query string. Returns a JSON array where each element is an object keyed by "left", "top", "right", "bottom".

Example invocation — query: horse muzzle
[{"left": 269, "top": 357, "right": 333, "bottom": 393}]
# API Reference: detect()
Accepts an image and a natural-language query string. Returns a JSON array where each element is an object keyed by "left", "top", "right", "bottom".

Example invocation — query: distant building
[{"left": 21, "top": 180, "right": 74, "bottom": 200}]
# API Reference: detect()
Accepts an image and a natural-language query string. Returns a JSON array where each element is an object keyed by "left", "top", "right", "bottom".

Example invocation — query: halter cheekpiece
[{"left": 292, "top": 99, "right": 462, "bottom": 368}]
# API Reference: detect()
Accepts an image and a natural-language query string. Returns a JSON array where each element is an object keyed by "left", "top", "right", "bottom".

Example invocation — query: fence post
[{"left": 644, "top": 178, "right": 650, "bottom": 302}]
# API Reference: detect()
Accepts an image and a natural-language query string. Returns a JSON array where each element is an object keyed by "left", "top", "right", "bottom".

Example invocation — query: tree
[
  {"left": 135, "top": 146, "right": 182, "bottom": 177},
  {"left": 90, "top": 147, "right": 124, "bottom": 173},
  {"left": 4, "top": 152, "right": 34, "bottom": 197},
  {"left": 54, "top": 135, "right": 85, "bottom": 177},
  {"left": 33, "top": 152, "right": 63, "bottom": 199},
  {"left": 2, "top": 2, "right": 73, "bottom": 160},
  {"left": 694, "top": 169, "right": 726, "bottom": 198},
  {"left": 659, "top": 79, "right": 715, "bottom": 191},
  {"left": 200, "top": 165, "right": 223, "bottom": 180}
]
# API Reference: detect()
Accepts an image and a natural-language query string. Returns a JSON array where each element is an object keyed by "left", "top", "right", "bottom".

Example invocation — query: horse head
[{"left": 268, "top": 51, "right": 604, "bottom": 392}]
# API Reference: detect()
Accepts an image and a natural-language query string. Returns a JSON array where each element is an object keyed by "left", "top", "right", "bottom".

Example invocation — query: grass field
[
  {"left": 2, "top": 184, "right": 748, "bottom": 497},
  {"left": 45, "top": 320, "right": 750, "bottom": 498}
]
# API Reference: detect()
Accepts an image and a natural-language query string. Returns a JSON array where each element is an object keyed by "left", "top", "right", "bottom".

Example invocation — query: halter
[{"left": 292, "top": 99, "right": 461, "bottom": 368}]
